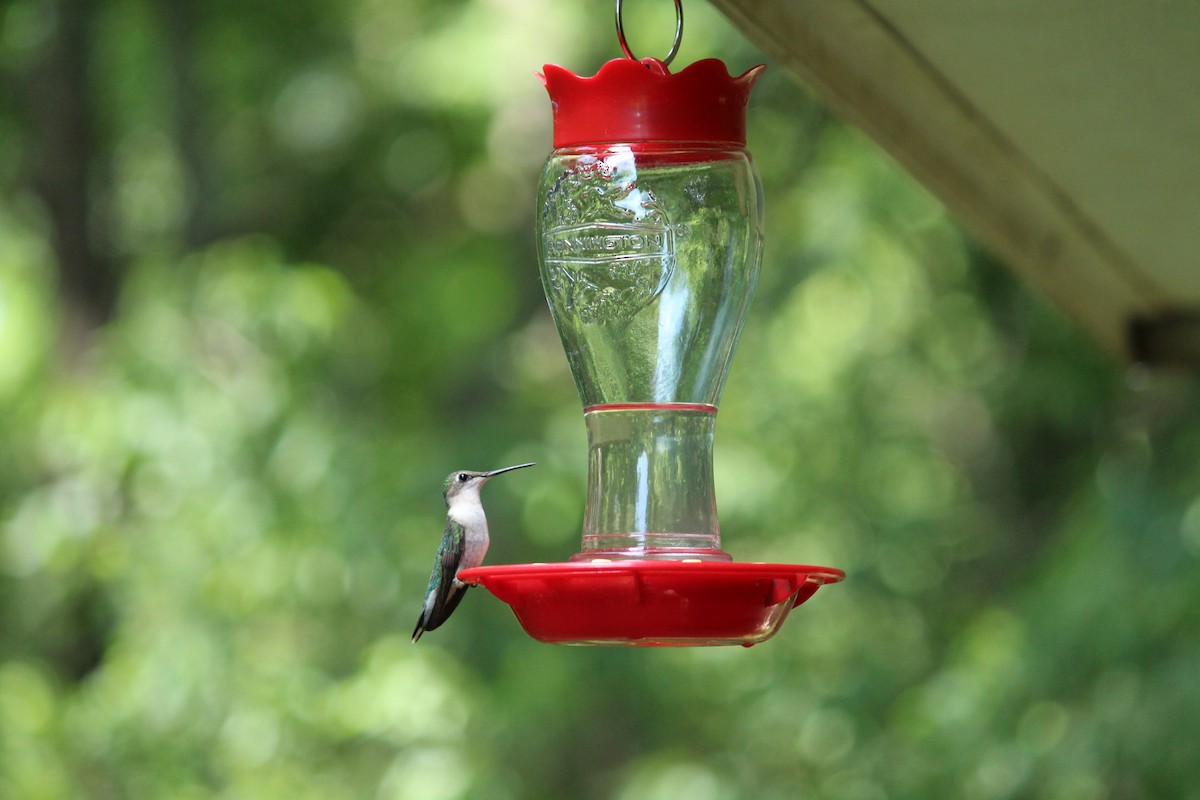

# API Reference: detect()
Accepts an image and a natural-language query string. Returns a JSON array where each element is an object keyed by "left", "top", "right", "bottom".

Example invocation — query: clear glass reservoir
[{"left": 537, "top": 145, "right": 763, "bottom": 560}]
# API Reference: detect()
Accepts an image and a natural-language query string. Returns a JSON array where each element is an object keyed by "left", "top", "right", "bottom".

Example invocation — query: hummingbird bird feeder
[{"left": 459, "top": 0, "right": 843, "bottom": 646}]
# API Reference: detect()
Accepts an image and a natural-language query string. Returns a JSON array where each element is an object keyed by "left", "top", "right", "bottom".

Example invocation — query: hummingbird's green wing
[
  {"left": 435, "top": 516, "right": 468, "bottom": 596},
  {"left": 412, "top": 517, "right": 469, "bottom": 641}
]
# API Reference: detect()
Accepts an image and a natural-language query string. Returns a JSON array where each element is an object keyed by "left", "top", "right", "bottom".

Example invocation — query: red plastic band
[{"left": 583, "top": 402, "right": 718, "bottom": 414}]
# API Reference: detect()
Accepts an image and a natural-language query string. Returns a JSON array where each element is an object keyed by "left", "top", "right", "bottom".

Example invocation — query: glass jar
[{"left": 538, "top": 143, "right": 762, "bottom": 560}]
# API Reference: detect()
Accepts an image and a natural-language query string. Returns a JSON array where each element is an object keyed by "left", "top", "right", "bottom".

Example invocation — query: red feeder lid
[
  {"left": 459, "top": 561, "right": 844, "bottom": 647},
  {"left": 540, "top": 58, "right": 765, "bottom": 149}
]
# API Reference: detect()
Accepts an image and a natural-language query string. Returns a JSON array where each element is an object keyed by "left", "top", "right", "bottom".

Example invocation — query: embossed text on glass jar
[{"left": 538, "top": 146, "right": 762, "bottom": 407}]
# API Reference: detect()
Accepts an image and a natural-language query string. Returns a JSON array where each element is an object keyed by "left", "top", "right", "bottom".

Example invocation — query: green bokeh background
[{"left": 2, "top": 1, "right": 1199, "bottom": 798}]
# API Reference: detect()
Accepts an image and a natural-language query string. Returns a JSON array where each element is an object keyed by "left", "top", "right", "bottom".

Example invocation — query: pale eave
[{"left": 710, "top": 0, "right": 1200, "bottom": 365}]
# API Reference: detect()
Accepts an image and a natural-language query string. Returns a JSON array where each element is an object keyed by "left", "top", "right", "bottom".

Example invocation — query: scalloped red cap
[{"left": 539, "top": 57, "right": 765, "bottom": 149}]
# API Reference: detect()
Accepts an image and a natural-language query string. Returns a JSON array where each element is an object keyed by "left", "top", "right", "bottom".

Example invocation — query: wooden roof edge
[{"left": 711, "top": 0, "right": 1166, "bottom": 361}]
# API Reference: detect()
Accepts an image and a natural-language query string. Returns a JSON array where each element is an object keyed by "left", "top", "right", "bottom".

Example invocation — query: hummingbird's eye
[{"left": 458, "top": 473, "right": 469, "bottom": 482}]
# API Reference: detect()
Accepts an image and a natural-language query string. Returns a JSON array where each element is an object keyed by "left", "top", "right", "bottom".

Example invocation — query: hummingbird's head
[{"left": 442, "top": 462, "right": 535, "bottom": 503}]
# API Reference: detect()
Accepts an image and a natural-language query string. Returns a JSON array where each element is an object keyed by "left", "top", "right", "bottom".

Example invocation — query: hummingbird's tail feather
[
  {"left": 438, "top": 582, "right": 469, "bottom": 624},
  {"left": 411, "top": 583, "right": 470, "bottom": 643},
  {"left": 412, "top": 596, "right": 437, "bottom": 643}
]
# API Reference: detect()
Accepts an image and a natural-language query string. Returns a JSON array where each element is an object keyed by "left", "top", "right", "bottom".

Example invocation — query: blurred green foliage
[{"left": 2, "top": 0, "right": 1200, "bottom": 798}]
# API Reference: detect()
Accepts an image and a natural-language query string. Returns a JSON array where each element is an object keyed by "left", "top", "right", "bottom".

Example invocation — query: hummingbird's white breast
[{"left": 448, "top": 490, "right": 490, "bottom": 572}]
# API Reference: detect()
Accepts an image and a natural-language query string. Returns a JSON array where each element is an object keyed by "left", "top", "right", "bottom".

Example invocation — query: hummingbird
[{"left": 412, "top": 462, "right": 535, "bottom": 642}]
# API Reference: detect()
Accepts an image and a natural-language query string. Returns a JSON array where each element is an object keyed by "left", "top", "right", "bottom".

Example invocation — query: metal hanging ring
[{"left": 615, "top": 0, "right": 684, "bottom": 66}]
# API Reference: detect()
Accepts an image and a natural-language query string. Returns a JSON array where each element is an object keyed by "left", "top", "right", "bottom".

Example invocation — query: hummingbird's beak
[{"left": 484, "top": 462, "right": 536, "bottom": 478}]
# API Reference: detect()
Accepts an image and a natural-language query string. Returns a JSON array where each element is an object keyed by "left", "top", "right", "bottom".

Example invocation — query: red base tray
[{"left": 458, "top": 561, "right": 844, "bottom": 647}]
